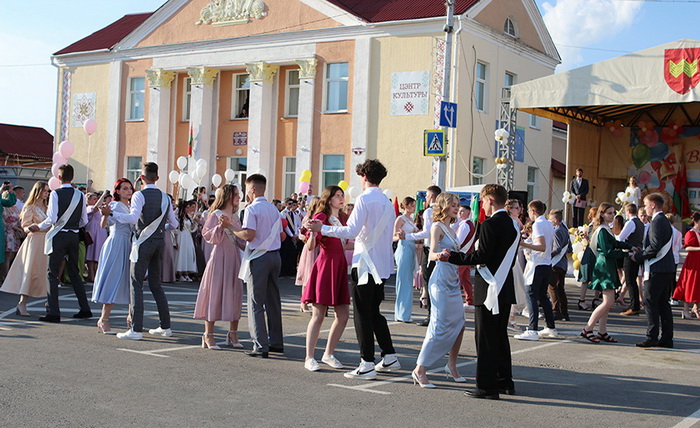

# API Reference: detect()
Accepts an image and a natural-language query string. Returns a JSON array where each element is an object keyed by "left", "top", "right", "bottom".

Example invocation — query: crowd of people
[{"left": 0, "top": 159, "right": 698, "bottom": 400}]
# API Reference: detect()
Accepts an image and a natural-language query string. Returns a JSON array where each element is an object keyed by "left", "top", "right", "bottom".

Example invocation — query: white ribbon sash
[
  {"left": 436, "top": 222, "right": 460, "bottom": 252},
  {"left": 477, "top": 217, "right": 520, "bottom": 315},
  {"left": 129, "top": 192, "right": 170, "bottom": 263},
  {"left": 588, "top": 225, "right": 611, "bottom": 258},
  {"left": 356, "top": 200, "right": 394, "bottom": 284},
  {"left": 550, "top": 231, "right": 569, "bottom": 267},
  {"left": 643, "top": 236, "right": 673, "bottom": 281},
  {"left": 44, "top": 188, "right": 81, "bottom": 255},
  {"left": 212, "top": 209, "right": 238, "bottom": 247},
  {"left": 523, "top": 258, "right": 535, "bottom": 286},
  {"left": 238, "top": 216, "right": 282, "bottom": 284}
]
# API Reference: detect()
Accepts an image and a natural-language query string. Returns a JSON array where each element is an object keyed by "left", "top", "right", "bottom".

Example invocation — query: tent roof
[{"left": 510, "top": 39, "right": 700, "bottom": 126}]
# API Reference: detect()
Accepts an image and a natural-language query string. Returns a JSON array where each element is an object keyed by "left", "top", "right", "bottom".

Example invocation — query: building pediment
[{"left": 195, "top": 0, "right": 268, "bottom": 26}]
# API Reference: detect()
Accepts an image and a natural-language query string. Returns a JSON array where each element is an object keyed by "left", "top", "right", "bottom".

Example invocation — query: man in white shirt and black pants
[
  {"left": 307, "top": 160, "right": 399, "bottom": 379},
  {"left": 618, "top": 203, "right": 645, "bottom": 316}
]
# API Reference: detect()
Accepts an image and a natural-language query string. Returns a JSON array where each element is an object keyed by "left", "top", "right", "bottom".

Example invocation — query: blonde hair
[
  {"left": 21, "top": 181, "right": 48, "bottom": 218},
  {"left": 432, "top": 193, "right": 458, "bottom": 224},
  {"left": 209, "top": 184, "right": 239, "bottom": 213}
]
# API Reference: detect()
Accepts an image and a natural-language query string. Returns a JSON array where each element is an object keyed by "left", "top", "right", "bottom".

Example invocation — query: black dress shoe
[
  {"left": 416, "top": 318, "right": 430, "bottom": 327},
  {"left": 72, "top": 310, "right": 93, "bottom": 319},
  {"left": 499, "top": 387, "right": 516, "bottom": 395},
  {"left": 464, "top": 389, "right": 500, "bottom": 400},
  {"left": 244, "top": 350, "right": 269, "bottom": 358},
  {"left": 38, "top": 315, "right": 61, "bottom": 323},
  {"left": 657, "top": 341, "right": 673, "bottom": 348},
  {"left": 636, "top": 339, "right": 658, "bottom": 348},
  {"left": 269, "top": 346, "right": 284, "bottom": 353}
]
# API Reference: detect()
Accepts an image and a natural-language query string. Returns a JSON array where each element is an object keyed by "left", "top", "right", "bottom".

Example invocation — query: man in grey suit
[{"left": 103, "top": 162, "right": 178, "bottom": 340}]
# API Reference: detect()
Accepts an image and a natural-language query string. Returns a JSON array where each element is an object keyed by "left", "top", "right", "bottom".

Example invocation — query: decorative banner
[
  {"left": 72, "top": 93, "right": 96, "bottom": 127},
  {"left": 432, "top": 38, "right": 446, "bottom": 128},
  {"left": 233, "top": 131, "right": 247, "bottom": 146},
  {"left": 390, "top": 71, "right": 429, "bottom": 116}
]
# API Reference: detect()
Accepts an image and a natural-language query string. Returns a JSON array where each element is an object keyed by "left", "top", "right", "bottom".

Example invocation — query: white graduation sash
[
  {"left": 642, "top": 235, "right": 673, "bottom": 281},
  {"left": 211, "top": 209, "right": 238, "bottom": 247},
  {"left": 523, "top": 258, "right": 536, "bottom": 286},
  {"left": 238, "top": 216, "right": 282, "bottom": 284},
  {"left": 477, "top": 217, "right": 521, "bottom": 315},
  {"left": 44, "top": 188, "right": 82, "bottom": 255},
  {"left": 550, "top": 230, "right": 569, "bottom": 267},
  {"left": 355, "top": 200, "right": 394, "bottom": 284},
  {"left": 129, "top": 192, "right": 170, "bottom": 263},
  {"left": 436, "top": 222, "right": 460, "bottom": 252}
]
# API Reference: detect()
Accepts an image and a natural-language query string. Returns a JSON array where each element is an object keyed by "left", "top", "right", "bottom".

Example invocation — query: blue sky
[{"left": 1, "top": 0, "right": 699, "bottom": 135}]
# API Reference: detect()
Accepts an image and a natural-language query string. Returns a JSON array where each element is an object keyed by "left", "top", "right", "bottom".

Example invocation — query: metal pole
[{"left": 436, "top": 0, "right": 454, "bottom": 190}]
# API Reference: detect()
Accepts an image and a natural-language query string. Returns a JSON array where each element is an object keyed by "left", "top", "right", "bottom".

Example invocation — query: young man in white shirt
[
  {"left": 306, "top": 159, "right": 398, "bottom": 380},
  {"left": 515, "top": 200, "right": 557, "bottom": 340}
]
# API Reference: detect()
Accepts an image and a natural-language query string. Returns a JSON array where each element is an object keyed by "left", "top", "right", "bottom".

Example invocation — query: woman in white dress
[
  {"left": 393, "top": 196, "right": 418, "bottom": 322},
  {"left": 506, "top": 199, "right": 527, "bottom": 330},
  {"left": 412, "top": 193, "right": 465, "bottom": 388},
  {"left": 175, "top": 199, "right": 198, "bottom": 282},
  {"left": 625, "top": 176, "right": 642, "bottom": 208}
]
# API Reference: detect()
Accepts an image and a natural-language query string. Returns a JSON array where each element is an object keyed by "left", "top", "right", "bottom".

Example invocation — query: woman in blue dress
[
  {"left": 393, "top": 196, "right": 418, "bottom": 322},
  {"left": 92, "top": 178, "right": 134, "bottom": 335}
]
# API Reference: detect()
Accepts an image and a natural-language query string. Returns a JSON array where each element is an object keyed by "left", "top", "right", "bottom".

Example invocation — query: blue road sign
[
  {"left": 439, "top": 101, "right": 458, "bottom": 128},
  {"left": 424, "top": 130, "right": 446, "bottom": 156}
]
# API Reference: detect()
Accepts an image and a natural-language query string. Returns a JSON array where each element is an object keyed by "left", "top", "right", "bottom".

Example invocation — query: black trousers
[
  {"left": 643, "top": 272, "right": 674, "bottom": 343},
  {"left": 421, "top": 246, "right": 436, "bottom": 313},
  {"left": 46, "top": 231, "right": 90, "bottom": 317},
  {"left": 548, "top": 266, "right": 568, "bottom": 316},
  {"left": 279, "top": 237, "right": 297, "bottom": 277},
  {"left": 351, "top": 268, "right": 395, "bottom": 362},
  {"left": 527, "top": 265, "right": 555, "bottom": 330},
  {"left": 572, "top": 206, "right": 585, "bottom": 228},
  {"left": 474, "top": 305, "right": 513, "bottom": 392},
  {"left": 130, "top": 240, "right": 170, "bottom": 332},
  {"left": 623, "top": 257, "right": 641, "bottom": 311}
]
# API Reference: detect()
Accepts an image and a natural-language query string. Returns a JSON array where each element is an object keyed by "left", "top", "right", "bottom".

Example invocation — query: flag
[
  {"left": 470, "top": 194, "right": 480, "bottom": 223},
  {"left": 188, "top": 123, "right": 194, "bottom": 156},
  {"left": 393, "top": 196, "right": 400, "bottom": 217},
  {"left": 672, "top": 161, "right": 690, "bottom": 217}
]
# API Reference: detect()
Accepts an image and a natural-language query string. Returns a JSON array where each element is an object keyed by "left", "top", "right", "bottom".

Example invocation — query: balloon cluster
[
  {"left": 49, "top": 141, "right": 75, "bottom": 190},
  {"left": 605, "top": 120, "right": 624, "bottom": 138},
  {"left": 495, "top": 156, "right": 508, "bottom": 170},
  {"left": 298, "top": 170, "right": 312, "bottom": 194},
  {"left": 615, "top": 190, "right": 631, "bottom": 206},
  {"left": 569, "top": 225, "right": 589, "bottom": 272},
  {"left": 168, "top": 156, "right": 208, "bottom": 192},
  {"left": 561, "top": 191, "right": 575, "bottom": 205},
  {"left": 494, "top": 128, "right": 510, "bottom": 142}
]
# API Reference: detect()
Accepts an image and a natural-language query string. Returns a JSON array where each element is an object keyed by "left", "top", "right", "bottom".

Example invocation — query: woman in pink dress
[
  {"left": 194, "top": 185, "right": 246, "bottom": 350},
  {"left": 673, "top": 212, "right": 700, "bottom": 319},
  {"left": 301, "top": 186, "right": 350, "bottom": 371},
  {"left": 296, "top": 197, "right": 320, "bottom": 313}
]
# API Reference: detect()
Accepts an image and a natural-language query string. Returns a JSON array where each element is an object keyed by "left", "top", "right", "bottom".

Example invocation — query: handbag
[
  {"left": 13, "top": 226, "right": 27, "bottom": 241},
  {"left": 83, "top": 230, "right": 94, "bottom": 246}
]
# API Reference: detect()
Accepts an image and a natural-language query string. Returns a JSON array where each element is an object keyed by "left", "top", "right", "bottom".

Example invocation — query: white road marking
[{"left": 671, "top": 407, "right": 700, "bottom": 428}]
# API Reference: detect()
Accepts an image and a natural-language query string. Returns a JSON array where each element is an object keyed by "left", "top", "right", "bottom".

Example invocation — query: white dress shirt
[
  {"left": 243, "top": 196, "right": 281, "bottom": 251},
  {"left": 616, "top": 215, "right": 639, "bottom": 242},
  {"left": 455, "top": 218, "right": 472, "bottom": 246},
  {"left": 406, "top": 206, "right": 434, "bottom": 246},
  {"left": 111, "top": 184, "right": 178, "bottom": 230},
  {"left": 530, "top": 215, "right": 554, "bottom": 266},
  {"left": 321, "top": 186, "right": 396, "bottom": 280},
  {"left": 38, "top": 183, "right": 87, "bottom": 232}
]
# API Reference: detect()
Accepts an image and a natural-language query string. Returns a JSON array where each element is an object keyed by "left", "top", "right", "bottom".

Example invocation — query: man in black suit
[
  {"left": 632, "top": 193, "right": 674, "bottom": 348},
  {"left": 570, "top": 168, "right": 589, "bottom": 227},
  {"left": 439, "top": 184, "right": 519, "bottom": 400}
]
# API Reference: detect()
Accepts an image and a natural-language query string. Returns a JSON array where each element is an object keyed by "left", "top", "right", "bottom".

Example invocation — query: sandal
[
  {"left": 580, "top": 328, "right": 600, "bottom": 343},
  {"left": 419, "top": 296, "right": 429, "bottom": 309},
  {"left": 597, "top": 332, "right": 618, "bottom": 343},
  {"left": 591, "top": 298, "right": 600, "bottom": 310},
  {"left": 577, "top": 299, "right": 591, "bottom": 311}
]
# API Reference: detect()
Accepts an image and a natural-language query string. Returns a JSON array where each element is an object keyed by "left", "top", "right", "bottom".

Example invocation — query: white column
[
  {"left": 145, "top": 69, "right": 176, "bottom": 191},
  {"left": 187, "top": 66, "right": 219, "bottom": 189},
  {"left": 246, "top": 61, "right": 279, "bottom": 197},
  {"left": 105, "top": 61, "right": 123, "bottom": 188},
  {"left": 350, "top": 37, "right": 372, "bottom": 189},
  {"left": 294, "top": 58, "right": 317, "bottom": 184}
]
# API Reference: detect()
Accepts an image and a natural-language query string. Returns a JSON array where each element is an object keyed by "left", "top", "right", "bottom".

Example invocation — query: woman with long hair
[
  {"left": 295, "top": 197, "right": 321, "bottom": 313},
  {"left": 580, "top": 202, "right": 633, "bottom": 343},
  {"left": 577, "top": 207, "right": 599, "bottom": 310},
  {"left": 506, "top": 198, "right": 527, "bottom": 331},
  {"left": 672, "top": 212, "right": 700, "bottom": 319},
  {"left": 194, "top": 184, "right": 246, "bottom": 349},
  {"left": 0, "top": 181, "right": 49, "bottom": 315},
  {"left": 175, "top": 199, "right": 198, "bottom": 282},
  {"left": 91, "top": 178, "right": 134, "bottom": 334},
  {"left": 2, "top": 189, "right": 22, "bottom": 276},
  {"left": 301, "top": 186, "right": 350, "bottom": 371},
  {"left": 625, "top": 176, "right": 642, "bottom": 208},
  {"left": 412, "top": 193, "right": 465, "bottom": 388},
  {"left": 393, "top": 196, "right": 418, "bottom": 323},
  {"left": 85, "top": 191, "right": 108, "bottom": 282}
]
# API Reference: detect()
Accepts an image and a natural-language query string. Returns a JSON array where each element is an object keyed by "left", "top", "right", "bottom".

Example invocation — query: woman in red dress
[
  {"left": 301, "top": 185, "right": 350, "bottom": 371},
  {"left": 672, "top": 212, "right": 700, "bottom": 319}
]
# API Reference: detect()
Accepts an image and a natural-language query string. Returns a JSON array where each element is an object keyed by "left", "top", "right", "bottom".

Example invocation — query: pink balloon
[
  {"left": 638, "top": 171, "right": 652, "bottom": 185},
  {"left": 48, "top": 177, "right": 61, "bottom": 191},
  {"left": 52, "top": 152, "right": 66, "bottom": 165},
  {"left": 59, "top": 140, "right": 74, "bottom": 159},
  {"left": 51, "top": 163, "right": 61, "bottom": 178},
  {"left": 83, "top": 119, "right": 97, "bottom": 136},
  {"left": 299, "top": 181, "right": 310, "bottom": 194}
]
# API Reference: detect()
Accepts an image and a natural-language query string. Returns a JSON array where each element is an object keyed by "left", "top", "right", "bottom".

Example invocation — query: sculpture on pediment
[{"left": 196, "top": 0, "right": 268, "bottom": 26}]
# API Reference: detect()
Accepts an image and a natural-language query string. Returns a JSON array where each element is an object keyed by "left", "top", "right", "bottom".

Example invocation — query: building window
[
  {"left": 504, "top": 72, "right": 516, "bottom": 88},
  {"left": 325, "top": 62, "right": 348, "bottom": 113},
  {"left": 283, "top": 157, "right": 296, "bottom": 197},
  {"left": 126, "top": 156, "right": 142, "bottom": 185},
  {"left": 529, "top": 113, "right": 541, "bottom": 130},
  {"left": 527, "top": 167, "right": 538, "bottom": 202},
  {"left": 128, "top": 77, "right": 145, "bottom": 121},
  {"left": 322, "top": 154, "right": 344, "bottom": 188},
  {"left": 472, "top": 157, "right": 485, "bottom": 185},
  {"left": 183, "top": 77, "right": 192, "bottom": 122},
  {"left": 475, "top": 62, "right": 487, "bottom": 112},
  {"left": 504, "top": 18, "right": 517, "bottom": 38},
  {"left": 285, "top": 70, "right": 300, "bottom": 118},
  {"left": 228, "top": 156, "right": 248, "bottom": 195},
  {"left": 232, "top": 74, "right": 250, "bottom": 119}
]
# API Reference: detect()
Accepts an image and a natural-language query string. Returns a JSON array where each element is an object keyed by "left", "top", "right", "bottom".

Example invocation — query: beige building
[{"left": 51, "top": 0, "right": 559, "bottom": 201}]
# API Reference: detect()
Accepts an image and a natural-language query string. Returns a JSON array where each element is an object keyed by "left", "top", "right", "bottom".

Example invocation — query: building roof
[
  {"left": 0, "top": 124, "right": 54, "bottom": 160},
  {"left": 325, "top": 0, "right": 479, "bottom": 23},
  {"left": 54, "top": 13, "right": 153, "bottom": 55}
]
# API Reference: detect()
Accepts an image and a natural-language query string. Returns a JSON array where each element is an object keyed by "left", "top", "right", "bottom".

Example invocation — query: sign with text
[
  {"left": 424, "top": 130, "right": 446, "bottom": 156},
  {"left": 391, "top": 71, "right": 429, "bottom": 116},
  {"left": 233, "top": 131, "right": 247, "bottom": 146}
]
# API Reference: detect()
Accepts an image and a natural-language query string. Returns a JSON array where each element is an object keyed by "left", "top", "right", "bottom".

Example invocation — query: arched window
[{"left": 504, "top": 18, "right": 517, "bottom": 38}]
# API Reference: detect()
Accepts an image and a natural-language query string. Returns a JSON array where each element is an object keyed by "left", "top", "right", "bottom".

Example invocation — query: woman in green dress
[{"left": 581, "top": 202, "right": 634, "bottom": 343}]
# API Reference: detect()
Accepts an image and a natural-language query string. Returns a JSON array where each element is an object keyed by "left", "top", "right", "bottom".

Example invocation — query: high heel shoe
[
  {"left": 15, "top": 305, "right": 30, "bottom": 317},
  {"left": 681, "top": 310, "right": 693, "bottom": 319},
  {"left": 202, "top": 334, "right": 221, "bottom": 350},
  {"left": 444, "top": 365, "right": 467, "bottom": 383},
  {"left": 692, "top": 307, "right": 700, "bottom": 319},
  {"left": 224, "top": 331, "right": 244, "bottom": 348},
  {"left": 97, "top": 319, "right": 117, "bottom": 335},
  {"left": 411, "top": 370, "right": 435, "bottom": 388},
  {"left": 577, "top": 299, "right": 591, "bottom": 311}
]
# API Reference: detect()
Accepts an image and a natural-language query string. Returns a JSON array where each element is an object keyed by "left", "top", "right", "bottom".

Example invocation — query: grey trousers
[
  {"left": 130, "top": 239, "right": 170, "bottom": 332},
  {"left": 46, "top": 231, "right": 90, "bottom": 317},
  {"left": 247, "top": 251, "right": 282, "bottom": 352}
]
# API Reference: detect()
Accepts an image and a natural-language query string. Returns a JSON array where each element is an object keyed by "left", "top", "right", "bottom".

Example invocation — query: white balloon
[
  {"left": 196, "top": 163, "right": 208, "bottom": 180},
  {"left": 563, "top": 191, "right": 571, "bottom": 198},
  {"left": 168, "top": 170, "right": 180, "bottom": 185},
  {"left": 191, "top": 169, "right": 201, "bottom": 185},
  {"left": 196, "top": 159, "right": 207, "bottom": 169},
  {"left": 186, "top": 175, "right": 197, "bottom": 191},
  {"left": 256, "top": 168, "right": 266, "bottom": 176},
  {"left": 178, "top": 173, "right": 190, "bottom": 188},
  {"left": 224, "top": 169, "right": 235, "bottom": 182},
  {"left": 347, "top": 186, "right": 359, "bottom": 199},
  {"left": 211, "top": 174, "right": 222, "bottom": 188},
  {"left": 383, "top": 189, "right": 394, "bottom": 199},
  {"left": 176, "top": 156, "right": 187, "bottom": 170}
]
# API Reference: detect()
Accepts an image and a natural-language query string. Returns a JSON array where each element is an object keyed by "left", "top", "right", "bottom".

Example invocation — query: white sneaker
[
  {"left": 148, "top": 327, "right": 173, "bottom": 337},
  {"left": 344, "top": 361, "right": 377, "bottom": 380},
  {"left": 514, "top": 329, "right": 540, "bottom": 341},
  {"left": 539, "top": 327, "right": 558, "bottom": 338},
  {"left": 321, "top": 354, "right": 344, "bottom": 369},
  {"left": 375, "top": 354, "right": 401, "bottom": 372},
  {"left": 304, "top": 358, "right": 321, "bottom": 372},
  {"left": 116, "top": 329, "right": 143, "bottom": 340}
]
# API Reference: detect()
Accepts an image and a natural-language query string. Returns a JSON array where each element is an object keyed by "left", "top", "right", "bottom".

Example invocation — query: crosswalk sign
[{"left": 424, "top": 130, "right": 446, "bottom": 156}]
